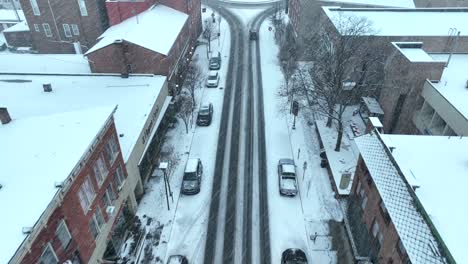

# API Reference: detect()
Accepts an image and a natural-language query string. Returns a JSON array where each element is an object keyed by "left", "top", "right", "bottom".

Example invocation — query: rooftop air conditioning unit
[
  {"left": 465, "top": 79, "right": 468, "bottom": 89},
  {"left": 22, "top": 227, "right": 33, "bottom": 234},
  {"left": 54, "top": 181, "right": 63, "bottom": 188},
  {"left": 43, "top": 83, "right": 52, "bottom": 92}
]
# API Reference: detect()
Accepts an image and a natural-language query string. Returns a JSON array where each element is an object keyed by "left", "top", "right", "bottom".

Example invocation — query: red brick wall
[
  {"left": 105, "top": 1, "right": 154, "bottom": 26},
  {"left": 18, "top": 0, "right": 109, "bottom": 53},
  {"left": 3, "top": 30, "right": 32, "bottom": 47},
  {"left": 20, "top": 119, "right": 128, "bottom": 263},
  {"left": 88, "top": 18, "right": 192, "bottom": 77},
  {"left": 351, "top": 158, "right": 409, "bottom": 263}
]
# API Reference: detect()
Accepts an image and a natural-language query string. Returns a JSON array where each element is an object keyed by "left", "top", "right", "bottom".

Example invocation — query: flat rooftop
[
  {"left": 86, "top": 4, "right": 188, "bottom": 55},
  {"left": 323, "top": 7, "right": 468, "bottom": 36},
  {"left": 380, "top": 134, "right": 468, "bottom": 264},
  {"left": 0, "top": 107, "right": 115, "bottom": 263},
  {"left": 0, "top": 54, "right": 91, "bottom": 73},
  {"left": 429, "top": 53, "right": 468, "bottom": 120},
  {"left": 0, "top": 9, "right": 24, "bottom": 22},
  {"left": 0, "top": 74, "right": 166, "bottom": 161}
]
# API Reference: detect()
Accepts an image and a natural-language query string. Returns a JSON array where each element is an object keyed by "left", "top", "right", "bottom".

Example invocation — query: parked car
[
  {"left": 278, "top": 159, "right": 298, "bottom": 196},
  {"left": 206, "top": 70, "right": 220, "bottom": 87},
  {"left": 181, "top": 158, "right": 203, "bottom": 195},
  {"left": 197, "top": 103, "right": 213, "bottom": 126},
  {"left": 249, "top": 29, "right": 258, "bottom": 40},
  {"left": 281, "top": 248, "right": 307, "bottom": 264},
  {"left": 209, "top": 52, "right": 221, "bottom": 70},
  {"left": 167, "top": 255, "right": 188, "bottom": 264}
]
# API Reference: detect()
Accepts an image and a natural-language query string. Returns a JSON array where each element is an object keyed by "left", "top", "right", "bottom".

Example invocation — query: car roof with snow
[
  {"left": 209, "top": 70, "right": 218, "bottom": 76},
  {"left": 185, "top": 158, "right": 199, "bottom": 173},
  {"left": 281, "top": 164, "right": 296, "bottom": 174}
]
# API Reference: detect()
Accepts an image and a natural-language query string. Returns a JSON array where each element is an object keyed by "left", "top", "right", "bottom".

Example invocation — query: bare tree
[
  {"left": 203, "top": 17, "right": 216, "bottom": 58},
  {"left": 176, "top": 92, "right": 194, "bottom": 134},
  {"left": 183, "top": 63, "right": 203, "bottom": 107},
  {"left": 281, "top": 15, "right": 384, "bottom": 151}
]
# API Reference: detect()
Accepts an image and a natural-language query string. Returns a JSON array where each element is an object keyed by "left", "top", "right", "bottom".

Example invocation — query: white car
[
  {"left": 278, "top": 159, "right": 298, "bottom": 196},
  {"left": 206, "top": 70, "right": 220, "bottom": 87}
]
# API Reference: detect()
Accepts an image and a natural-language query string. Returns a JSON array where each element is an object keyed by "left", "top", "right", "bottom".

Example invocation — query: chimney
[
  {"left": 0, "top": 107, "right": 11, "bottom": 124},
  {"left": 43, "top": 83, "right": 52, "bottom": 92}
]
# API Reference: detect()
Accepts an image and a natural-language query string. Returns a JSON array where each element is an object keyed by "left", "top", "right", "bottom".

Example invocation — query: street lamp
[{"left": 159, "top": 162, "right": 173, "bottom": 211}]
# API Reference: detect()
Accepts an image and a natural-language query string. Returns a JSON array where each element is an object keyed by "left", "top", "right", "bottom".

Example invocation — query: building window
[
  {"left": 359, "top": 188, "right": 367, "bottom": 210},
  {"left": 114, "top": 165, "right": 126, "bottom": 191},
  {"left": 93, "top": 154, "right": 108, "bottom": 187},
  {"left": 63, "top": 24, "right": 72, "bottom": 37},
  {"left": 365, "top": 169, "right": 372, "bottom": 186},
  {"left": 397, "top": 239, "right": 407, "bottom": 259},
  {"left": 356, "top": 181, "right": 362, "bottom": 195},
  {"left": 104, "top": 135, "right": 119, "bottom": 164},
  {"left": 34, "top": 24, "right": 40, "bottom": 32},
  {"left": 78, "top": 176, "right": 96, "bottom": 212},
  {"left": 56, "top": 220, "right": 72, "bottom": 249},
  {"left": 30, "top": 0, "right": 40, "bottom": 16},
  {"left": 43, "top": 23, "right": 52, "bottom": 37},
  {"left": 380, "top": 199, "right": 391, "bottom": 224},
  {"left": 101, "top": 184, "right": 116, "bottom": 209},
  {"left": 89, "top": 206, "right": 105, "bottom": 239},
  {"left": 372, "top": 219, "right": 383, "bottom": 248},
  {"left": 71, "top": 24, "right": 79, "bottom": 35},
  {"left": 77, "top": 0, "right": 88, "bottom": 16},
  {"left": 39, "top": 243, "right": 58, "bottom": 264}
]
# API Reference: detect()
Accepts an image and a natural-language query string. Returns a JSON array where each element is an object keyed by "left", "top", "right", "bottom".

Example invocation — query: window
[
  {"left": 78, "top": 176, "right": 96, "bottom": 212},
  {"left": 356, "top": 181, "right": 362, "bottom": 195},
  {"left": 380, "top": 200, "right": 391, "bottom": 224},
  {"left": 365, "top": 170, "right": 372, "bottom": 186},
  {"left": 77, "top": 0, "right": 88, "bottom": 16},
  {"left": 114, "top": 165, "right": 126, "bottom": 190},
  {"left": 104, "top": 135, "right": 119, "bottom": 164},
  {"left": 93, "top": 154, "right": 108, "bottom": 187},
  {"left": 34, "top": 24, "right": 40, "bottom": 32},
  {"left": 43, "top": 23, "right": 52, "bottom": 37},
  {"left": 397, "top": 239, "right": 407, "bottom": 257},
  {"left": 63, "top": 24, "right": 72, "bottom": 37},
  {"left": 101, "top": 184, "right": 116, "bottom": 208},
  {"left": 30, "top": 0, "right": 40, "bottom": 16},
  {"left": 56, "top": 220, "right": 72, "bottom": 249},
  {"left": 359, "top": 189, "right": 367, "bottom": 209},
  {"left": 71, "top": 24, "right": 79, "bottom": 35},
  {"left": 372, "top": 220, "right": 379, "bottom": 237},
  {"left": 89, "top": 206, "right": 105, "bottom": 239},
  {"left": 39, "top": 243, "right": 58, "bottom": 264}
]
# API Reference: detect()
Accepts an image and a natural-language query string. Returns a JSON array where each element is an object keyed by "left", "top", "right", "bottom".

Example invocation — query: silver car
[
  {"left": 278, "top": 159, "right": 298, "bottom": 196},
  {"left": 206, "top": 70, "right": 220, "bottom": 87}
]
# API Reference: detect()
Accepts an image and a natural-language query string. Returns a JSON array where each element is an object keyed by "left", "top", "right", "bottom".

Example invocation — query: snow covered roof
[
  {"left": 323, "top": 7, "right": 468, "bottom": 36},
  {"left": 185, "top": 158, "right": 199, "bottom": 173},
  {"left": 368, "top": 117, "right": 382, "bottom": 128},
  {"left": 0, "top": 54, "right": 91, "bottom": 74},
  {"left": 2, "top": 21, "right": 28, "bottom": 32},
  {"left": 85, "top": 4, "right": 188, "bottom": 55},
  {"left": 321, "top": 0, "right": 414, "bottom": 8},
  {"left": 429, "top": 53, "right": 468, "bottom": 120},
  {"left": 355, "top": 132, "right": 451, "bottom": 264},
  {"left": 0, "top": 74, "right": 167, "bottom": 161},
  {"left": 392, "top": 42, "right": 434, "bottom": 62},
  {"left": 0, "top": 106, "right": 115, "bottom": 264},
  {"left": 0, "top": 9, "right": 24, "bottom": 23},
  {"left": 379, "top": 134, "right": 467, "bottom": 264},
  {"left": 361, "top": 97, "right": 384, "bottom": 115}
]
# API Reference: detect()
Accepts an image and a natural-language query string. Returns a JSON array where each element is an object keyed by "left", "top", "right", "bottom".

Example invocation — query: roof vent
[
  {"left": 22, "top": 227, "right": 33, "bottom": 235},
  {"left": 54, "top": 181, "right": 63, "bottom": 188},
  {"left": 465, "top": 80, "right": 468, "bottom": 88},
  {"left": 43, "top": 83, "right": 52, "bottom": 92},
  {"left": 0, "top": 107, "right": 11, "bottom": 124}
]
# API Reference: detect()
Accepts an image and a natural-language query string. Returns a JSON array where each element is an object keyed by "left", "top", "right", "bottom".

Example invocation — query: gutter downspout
[{"left": 47, "top": 0, "right": 62, "bottom": 42}]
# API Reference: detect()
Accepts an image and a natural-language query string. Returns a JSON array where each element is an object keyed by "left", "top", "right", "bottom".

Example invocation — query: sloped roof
[
  {"left": 355, "top": 132, "right": 449, "bottom": 264},
  {"left": 85, "top": 4, "right": 188, "bottom": 55}
]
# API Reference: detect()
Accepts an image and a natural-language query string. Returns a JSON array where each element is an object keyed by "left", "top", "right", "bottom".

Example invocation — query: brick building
[
  {"left": 0, "top": 106, "right": 130, "bottom": 263},
  {"left": 347, "top": 131, "right": 465, "bottom": 263},
  {"left": 2, "top": 21, "right": 32, "bottom": 47},
  {"left": 0, "top": 74, "right": 171, "bottom": 263},
  {"left": 86, "top": 3, "right": 201, "bottom": 92},
  {"left": 17, "top": 0, "right": 110, "bottom": 53}
]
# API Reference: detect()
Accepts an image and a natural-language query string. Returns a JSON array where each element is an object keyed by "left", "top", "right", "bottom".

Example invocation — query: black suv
[
  {"left": 197, "top": 103, "right": 213, "bottom": 126},
  {"left": 281, "top": 248, "right": 307, "bottom": 264},
  {"left": 209, "top": 52, "right": 221, "bottom": 70}
]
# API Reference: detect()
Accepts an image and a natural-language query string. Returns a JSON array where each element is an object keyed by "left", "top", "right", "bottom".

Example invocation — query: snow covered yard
[
  {"left": 259, "top": 15, "right": 348, "bottom": 264},
  {"left": 120, "top": 6, "right": 231, "bottom": 264}
]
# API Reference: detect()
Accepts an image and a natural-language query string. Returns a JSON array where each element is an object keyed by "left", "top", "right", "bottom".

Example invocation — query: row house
[
  {"left": 348, "top": 131, "right": 465, "bottom": 263},
  {"left": 0, "top": 106, "right": 130, "bottom": 263},
  {"left": 85, "top": 3, "right": 199, "bottom": 93},
  {"left": 18, "top": 0, "right": 110, "bottom": 53}
]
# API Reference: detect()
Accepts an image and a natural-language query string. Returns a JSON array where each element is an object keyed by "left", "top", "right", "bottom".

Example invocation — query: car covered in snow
[
  {"left": 167, "top": 255, "right": 188, "bottom": 264},
  {"left": 209, "top": 52, "right": 221, "bottom": 70},
  {"left": 281, "top": 248, "right": 307, "bottom": 264},
  {"left": 278, "top": 159, "right": 298, "bottom": 196},
  {"left": 206, "top": 70, "right": 220, "bottom": 87},
  {"left": 197, "top": 103, "right": 213, "bottom": 126},
  {"left": 181, "top": 158, "right": 203, "bottom": 195}
]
